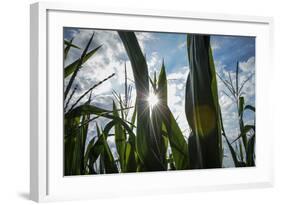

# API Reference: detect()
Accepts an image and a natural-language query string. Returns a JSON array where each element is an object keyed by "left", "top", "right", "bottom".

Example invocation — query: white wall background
[{"left": 0, "top": 0, "right": 280, "bottom": 204}]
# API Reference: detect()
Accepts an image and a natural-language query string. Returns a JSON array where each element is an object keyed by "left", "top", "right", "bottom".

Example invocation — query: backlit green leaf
[{"left": 185, "top": 34, "right": 222, "bottom": 168}]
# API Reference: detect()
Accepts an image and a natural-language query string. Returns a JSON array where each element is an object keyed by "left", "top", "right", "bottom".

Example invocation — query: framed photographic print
[{"left": 30, "top": 2, "right": 274, "bottom": 202}]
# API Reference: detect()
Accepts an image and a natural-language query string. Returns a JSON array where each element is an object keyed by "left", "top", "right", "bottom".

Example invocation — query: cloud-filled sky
[{"left": 64, "top": 28, "right": 255, "bottom": 168}]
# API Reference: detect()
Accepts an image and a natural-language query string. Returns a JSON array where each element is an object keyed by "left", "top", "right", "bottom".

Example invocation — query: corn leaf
[
  {"left": 125, "top": 105, "right": 138, "bottom": 172},
  {"left": 64, "top": 116, "right": 80, "bottom": 175},
  {"left": 64, "top": 45, "right": 102, "bottom": 78},
  {"left": 84, "top": 121, "right": 115, "bottom": 168},
  {"left": 185, "top": 34, "right": 222, "bottom": 168},
  {"left": 65, "top": 104, "right": 134, "bottom": 130},
  {"left": 64, "top": 38, "right": 80, "bottom": 60},
  {"left": 148, "top": 62, "right": 168, "bottom": 170},
  {"left": 238, "top": 96, "right": 245, "bottom": 117},
  {"left": 118, "top": 31, "right": 163, "bottom": 171},
  {"left": 161, "top": 107, "right": 189, "bottom": 169},
  {"left": 79, "top": 95, "right": 91, "bottom": 174},
  {"left": 64, "top": 32, "right": 95, "bottom": 100},
  {"left": 223, "top": 133, "right": 240, "bottom": 167},
  {"left": 113, "top": 101, "right": 126, "bottom": 172},
  {"left": 101, "top": 130, "right": 119, "bottom": 174},
  {"left": 64, "top": 39, "right": 81, "bottom": 50},
  {"left": 246, "top": 134, "right": 255, "bottom": 166},
  {"left": 124, "top": 142, "right": 138, "bottom": 172},
  {"left": 231, "top": 125, "right": 255, "bottom": 145},
  {"left": 65, "top": 104, "right": 112, "bottom": 119},
  {"left": 156, "top": 62, "right": 189, "bottom": 170},
  {"left": 244, "top": 105, "right": 255, "bottom": 112},
  {"left": 68, "top": 73, "right": 115, "bottom": 111}
]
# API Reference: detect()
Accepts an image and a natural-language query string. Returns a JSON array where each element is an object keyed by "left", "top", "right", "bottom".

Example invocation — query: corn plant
[
  {"left": 185, "top": 34, "right": 222, "bottom": 169},
  {"left": 63, "top": 29, "right": 255, "bottom": 175},
  {"left": 64, "top": 32, "right": 119, "bottom": 175},
  {"left": 118, "top": 31, "right": 189, "bottom": 171},
  {"left": 216, "top": 62, "right": 255, "bottom": 167},
  {"left": 149, "top": 63, "right": 189, "bottom": 170},
  {"left": 118, "top": 31, "right": 161, "bottom": 171},
  {"left": 111, "top": 64, "right": 138, "bottom": 173}
]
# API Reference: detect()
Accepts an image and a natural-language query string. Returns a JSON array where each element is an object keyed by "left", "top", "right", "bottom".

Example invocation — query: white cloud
[
  {"left": 135, "top": 32, "right": 156, "bottom": 52},
  {"left": 239, "top": 56, "right": 255, "bottom": 72},
  {"left": 177, "top": 41, "right": 186, "bottom": 50},
  {"left": 167, "top": 70, "right": 187, "bottom": 80},
  {"left": 166, "top": 67, "right": 190, "bottom": 137},
  {"left": 147, "top": 51, "right": 161, "bottom": 74},
  {"left": 211, "top": 39, "right": 221, "bottom": 50}
]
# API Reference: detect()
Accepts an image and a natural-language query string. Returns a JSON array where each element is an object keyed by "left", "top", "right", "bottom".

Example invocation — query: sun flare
[{"left": 147, "top": 92, "right": 159, "bottom": 108}]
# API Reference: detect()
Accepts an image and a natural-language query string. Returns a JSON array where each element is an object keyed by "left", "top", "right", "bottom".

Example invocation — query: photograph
[{"left": 63, "top": 28, "right": 255, "bottom": 176}]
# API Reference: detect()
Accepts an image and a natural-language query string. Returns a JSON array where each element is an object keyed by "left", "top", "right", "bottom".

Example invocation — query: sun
[{"left": 147, "top": 92, "right": 159, "bottom": 108}]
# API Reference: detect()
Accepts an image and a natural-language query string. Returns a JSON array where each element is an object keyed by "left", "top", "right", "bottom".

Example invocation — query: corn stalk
[
  {"left": 118, "top": 31, "right": 165, "bottom": 171},
  {"left": 216, "top": 61, "right": 255, "bottom": 166},
  {"left": 185, "top": 34, "right": 222, "bottom": 169}
]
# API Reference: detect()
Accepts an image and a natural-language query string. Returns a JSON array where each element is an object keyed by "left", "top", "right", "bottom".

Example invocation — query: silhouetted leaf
[
  {"left": 64, "top": 45, "right": 102, "bottom": 78},
  {"left": 185, "top": 34, "right": 222, "bottom": 168}
]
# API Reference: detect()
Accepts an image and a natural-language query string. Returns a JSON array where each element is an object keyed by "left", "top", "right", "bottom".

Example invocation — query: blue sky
[
  {"left": 64, "top": 28, "right": 255, "bottom": 168},
  {"left": 212, "top": 35, "right": 255, "bottom": 70}
]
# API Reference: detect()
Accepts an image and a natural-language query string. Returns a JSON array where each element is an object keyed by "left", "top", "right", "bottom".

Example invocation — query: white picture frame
[{"left": 30, "top": 2, "right": 274, "bottom": 202}]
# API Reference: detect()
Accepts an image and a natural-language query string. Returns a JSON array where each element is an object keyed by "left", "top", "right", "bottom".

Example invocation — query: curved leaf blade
[{"left": 64, "top": 45, "right": 102, "bottom": 78}]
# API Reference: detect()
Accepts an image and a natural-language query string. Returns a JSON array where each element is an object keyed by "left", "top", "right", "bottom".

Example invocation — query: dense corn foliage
[{"left": 63, "top": 30, "right": 255, "bottom": 175}]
